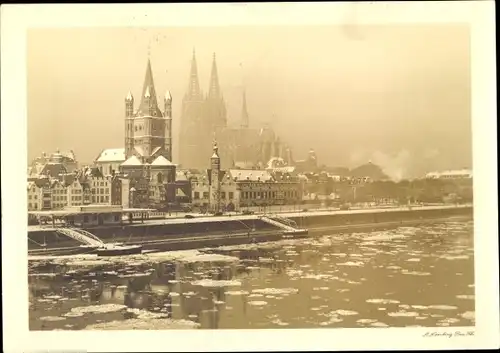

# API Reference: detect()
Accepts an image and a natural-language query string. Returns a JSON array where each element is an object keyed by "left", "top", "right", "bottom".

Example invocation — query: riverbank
[{"left": 28, "top": 204, "right": 473, "bottom": 257}]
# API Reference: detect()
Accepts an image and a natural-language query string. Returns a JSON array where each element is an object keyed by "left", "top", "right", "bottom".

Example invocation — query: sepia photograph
[{"left": 1, "top": 2, "right": 498, "bottom": 352}]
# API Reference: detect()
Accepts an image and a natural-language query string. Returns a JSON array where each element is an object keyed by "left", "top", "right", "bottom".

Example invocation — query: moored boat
[{"left": 96, "top": 244, "right": 143, "bottom": 257}]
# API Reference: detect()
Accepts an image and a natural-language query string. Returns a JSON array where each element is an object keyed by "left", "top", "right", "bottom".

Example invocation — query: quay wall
[{"left": 28, "top": 206, "right": 473, "bottom": 251}]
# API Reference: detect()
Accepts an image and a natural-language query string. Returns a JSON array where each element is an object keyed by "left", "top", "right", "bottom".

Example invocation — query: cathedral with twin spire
[{"left": 179, "top": 50, "right": 294, "bottom": 171}]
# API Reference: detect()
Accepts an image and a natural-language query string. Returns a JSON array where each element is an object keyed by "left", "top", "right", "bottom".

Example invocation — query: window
[
  {"left": 203, "top": 192, "right": 209, "bottom": 199},
  {"left": 194, "top": 192, "right": 199, "bottom": 199},
  {"left": 100, "top": 196, "right": 104, "bottom": 203},
  {"left": 34, "top": 195, "right": 37, "bottom": 199},
  {"left": 105, "top": 196, "right": 109, "bottom": 202},
  {"left": 92, "top": 196, "right": 95, "bottom": 202},
  {"left": 105, "top": 188, "right": 109, "bottom": 194},
  {"left": 100, "top": 188, "right": 104, "bottom": 194},
  {"left": 28, "top": 195, "right": 32, "bottom": 200},
  {"left": 34, "top": 204, "right": 37, "bottom": 209},
  {"left": 229, "top": 192, "right": 234, "bottom": 200},
  {"left": 221, "top": 192, "right": 226, "bottom": 199}
]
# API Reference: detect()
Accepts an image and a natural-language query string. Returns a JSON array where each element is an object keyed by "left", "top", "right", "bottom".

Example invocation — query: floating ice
[
  {"left": 43, "top": 295, "right": 63, "bottom": 300},
  {"left": 332, "top": 309, "right": 358, "bottom": 316},
  {"left": 401, "top": 270, "right": 431, "bottom": 276},
  {"left": 428, "top": 305, "right": 458, "bottom": 310},
  {"left": 411, "top": 305, "right": 428, "bottom": 310},
  {"left": 69, "top": 304, "right": 127, "bottom": 314},
  {"left": 85, "top": 318, "right": 200, "bottom": 330},
  {"left": 456, "top": 294, "right": 475, "bottom": 300},
  {"left": 62, "top": 311, "right": 84, "bottom": 318},
  {"left": 337, "top": 261, "right": 364, "bottom": 267},
  {"left": 191, "top": 279, "right": 241, "bottom": 287},
  {"left": 441, "top": 255, "right": 469, "bottom": 261},
  {"left": 226, "top": 290, "right": 249, "bottom": 296},
  {"left": 366, "top": 299, "right": 400, "bottom": 305},
  {"left": 180, "top": 253, "right": 239, "bottom": 263},
  {"left": 370, "top": 321, "right": 389, "bottom": 327},
  {"left": 387, "top": 311, "right": 419, "bottom": 317},
  {"left": 252, "top": 288, "right": 298, "bottom": 296},
  {"left": 248, "top": 301, "right": 268, "bottom": 306},
  {"left": 357, "top": 319, "right": 378, "bottom": 324},
  {"left": 406, "top": 258, "right": 421, "bottom": 262},
  {"left": 39, "top": 316, "right": 66, "bottom": 321},
  {"left": 127, "top": 308, "right": 169, "bottom": 319},
  {"left": 461, "top": 311, "right": 475, "bottom": 320}
]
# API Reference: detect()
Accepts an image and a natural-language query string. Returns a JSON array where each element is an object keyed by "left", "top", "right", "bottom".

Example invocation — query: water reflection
[{"left": 29, "top": 220, "right": 475, "bottom": 330}]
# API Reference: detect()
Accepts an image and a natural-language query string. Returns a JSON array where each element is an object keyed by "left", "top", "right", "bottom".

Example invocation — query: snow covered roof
[
  {"left": 151, "top": 155, "right": 174, "bottom": 167},
  {"left": 121, "top": 155, "right": 143, "bottom": 167},
  {"left": 228, "top": 169, "right": 274, "bottom": 182},
  {"left": 176, "top": 188, "right": 187, "bottom": 197},
  {"left": 151, "top": 146, "right": 162, "bottom": 157},
  {"left": 95, "top": 148, "right": 126, "bottom": 163},
  {"left": 134, "top": 146, "right": 145, "bottom": 157}
]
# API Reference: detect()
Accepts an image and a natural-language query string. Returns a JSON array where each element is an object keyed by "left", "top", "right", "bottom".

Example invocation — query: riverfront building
[{"left": 189, "top": 143, "right": 303, "bottom": 212}]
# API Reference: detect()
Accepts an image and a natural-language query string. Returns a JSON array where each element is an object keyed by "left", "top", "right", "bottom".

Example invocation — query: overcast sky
[{"left": 27, "top": 25, "right": 471, "bottom": 179}]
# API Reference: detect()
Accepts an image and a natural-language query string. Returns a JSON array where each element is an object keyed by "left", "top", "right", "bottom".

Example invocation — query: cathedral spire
[
  {"left": 241, "top": 89, "right": 249, "bottom": 128},
  {"left": 208, "top": 52, "right": 221, "bottom": 99},
  {"left": 137, "top": 58, "right": 162, "bottom": 117},
  {"left": 186, "top": 48, "right": 202, "bottom": 100}
]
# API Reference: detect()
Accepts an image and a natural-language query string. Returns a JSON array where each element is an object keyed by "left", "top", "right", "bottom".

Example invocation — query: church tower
[
  {"left": 179, "top": 49, "right": 207, "bottom": 169},
  {"left": 125, "top": 91, "right": 134, "bottom": 157},
  {"left": 163, "top": 91, "right": 173, "bottom": 162},
  {"left": 241, "top": 89, "right": 249, "bottom": 129},
  {"left": 124, "top": 57, "right": 172, "bottom": 162},
  {"left": 205, "top": 53, "right": 227, "bottom": 130},
  {"left": 209, "top": 140, "right": 221, "bottom": 213}
]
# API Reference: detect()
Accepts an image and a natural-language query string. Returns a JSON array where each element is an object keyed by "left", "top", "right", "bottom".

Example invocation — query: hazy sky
[{"left": 27, "top": 25, "right": 471, "bottom": 178}]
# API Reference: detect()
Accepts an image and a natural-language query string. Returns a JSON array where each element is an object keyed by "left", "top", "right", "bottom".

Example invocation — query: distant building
[
  {"left": 179, "top": 50, "right": 294, "bottom": 170},
  {"left": 28, "top": 149, "right": 78, "bottom": 178},
  {"left": 190, "top": 142, "right": 302, "bottom": 211},
  {"left": 425, "top": 169, "right": 473, "bottom": 180}
]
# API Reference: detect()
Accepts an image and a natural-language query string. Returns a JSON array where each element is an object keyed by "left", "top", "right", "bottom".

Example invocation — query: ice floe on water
[
  {"left": 461, "top": 311, "right": 475, "bottom": 321},
  {"left": 357, "top": 319, "right": 378, "bottom": 325},
  {"left": 85, "top": 318, "right": 200, "bottom": 330},
  {"left": 366, "top": 298, "right": 400, "bottom": 305},
  {"left": 406, "top": 258, "right": 420, "bottom": 262},
  {"left": 68, "top": 304, "right": 127, "bottom": 315},
  {"left": 456, "top": 294, "right": 475, "bottom": 300},
  {"left": 191, "top": 279, "right": 241, "bottom": 287},
  {"left": 180, "top": 253, "right": 240, "bottom": 263},
  {"left": 248, "top": 301, "right": 268, "bottom": 306},
  {"left": 39, "top": 316, "right": 66, "bottom": 321},
  {"left": 252, "top": 288, "right": 298, "bottom": 296},
  {"left": 436, "top": 318, "right": 461, "bottom": 326},
  {"left": 440, "top": 255, "right": 469, "bottom": 261},
  {"left": 387, "top": 311, "right": 419, "bottom": 317},
  {"left": 226, "top": 290, "right": 249, "bottom": 296},
  {"left": 127, "top": 308, "right": 169, "bottom": 319},
  {"left": 363, "top": 233, "right": 407, "bottom": 242},
  {"left": 331, "top": 309, "right": 358, "bottom": 316},
  {"left": 428, "top": 305, "right": 458, "bottom": 310},
  {"left": 271, "top": 318, "right": 289, "bottom": 326},
  {"left": 401, "top": 270, "right": 431, "bottom": 276},
  {"left": 411, "top": 305, "right": 429, "bottom": 310},
  {"left": 337, "top": 261, "right": 364, "bottom": 267}
]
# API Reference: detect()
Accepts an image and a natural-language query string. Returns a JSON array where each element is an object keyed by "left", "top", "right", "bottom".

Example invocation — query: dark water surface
[{"left": 29, "top": 220, "right": 475, "bottom": 330}]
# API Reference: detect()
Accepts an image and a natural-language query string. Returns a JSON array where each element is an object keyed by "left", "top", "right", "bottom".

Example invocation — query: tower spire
[
  {"left": 137, "top": 57, "right": 162, "bottom": 117},
  {"left": 208, "top": 52, "right": 221, "bottom": 99},
  {"left": 241, "top": 88, "right": 249, "bottom": 128},
  {"left": 186, "top": 48, "right": 202, "bottom": 100}
]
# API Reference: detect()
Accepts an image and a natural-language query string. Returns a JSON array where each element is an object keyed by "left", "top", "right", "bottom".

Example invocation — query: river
[{"left": 28, "top": 219, "right": 475, "bottom": 330}]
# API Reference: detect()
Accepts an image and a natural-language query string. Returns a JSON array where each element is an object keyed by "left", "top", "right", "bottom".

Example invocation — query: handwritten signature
[{"left": 423, "top": 331, "right": 475, "bottom": 338}]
